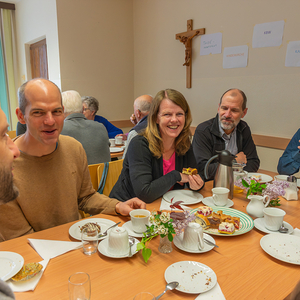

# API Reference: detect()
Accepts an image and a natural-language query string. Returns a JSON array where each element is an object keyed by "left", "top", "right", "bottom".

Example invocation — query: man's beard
[
  {"left": 0, "top": 167, "right": 19, "bottom": 204},
  {"left": 219, "top": 117, "right": 238, "bottom": 132}
]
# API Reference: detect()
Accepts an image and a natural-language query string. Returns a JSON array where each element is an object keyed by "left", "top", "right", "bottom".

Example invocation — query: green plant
[{"left": 242, "top": 179, "right": 266, "bottom": 198}]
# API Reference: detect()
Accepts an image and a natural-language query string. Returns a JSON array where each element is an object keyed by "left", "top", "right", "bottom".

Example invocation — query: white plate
[
  {"left": 260, "top": 234, "right": 300, "bottom": 265},
  {"left": 0, "top": 252, "right": 24, "bottom": 281},
  {"left": 69, "top": 218, "right": 116, "bottom": 240},
  {"left": 163, "top": 190, "right": 203, "bottom": 205},
  {"left": 247, "top": 173, "right": 273, "bottom": 183},
  {"left": 98, "top": 237, "right": 139, "bottom": 258},
  {"left": 191, "top": 207, "right": 254, "bottom": 236},
  {"left": 202, "top": 197, "right": 234, "bottom": 208},
  {"left": 110, "top": 147, "right": 123, "bottom": 153},
  {"left": 173, "top": 233, "right": 215, "bottom": 253},
  {"left": 254, "top": 218, "right": 294, "bottom": 234},
  {"left": 122, "top": 221, "right": 144, "bottom": 238},
  {"left": 164, "top": 261, "right": 217, "bottom": 294}
]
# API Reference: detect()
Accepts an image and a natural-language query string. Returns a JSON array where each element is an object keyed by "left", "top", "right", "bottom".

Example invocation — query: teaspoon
[
  {"left": 156, "top": 281, "right": 179, "bottom": 299},
  {"left": 278, "top": 223, "right": 288, "bottom": 233}
]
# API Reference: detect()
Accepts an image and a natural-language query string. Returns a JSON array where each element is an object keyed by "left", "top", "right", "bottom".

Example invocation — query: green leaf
[
  {"left": 242, "top": 179, "right": 249, "bottom": 188},
  {"left": 142, "top": 247, "right": 152, "bottom": 263},
  {"left": 168, "top": 232, "right": 174, "bottom": 242},
  {"left": 136, "top": 242, "right": 145, "bottom": 251}
]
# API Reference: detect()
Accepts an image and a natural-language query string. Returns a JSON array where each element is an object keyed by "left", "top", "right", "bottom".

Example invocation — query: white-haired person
[
  {"left": 82, "top": 96, "right": 123, "bottom": 138},
  {"left": 61, "top": 90, "right": 111, "bottom": 164}
]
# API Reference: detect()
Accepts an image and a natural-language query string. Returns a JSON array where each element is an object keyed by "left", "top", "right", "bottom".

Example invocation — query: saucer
[
  {"left": 122, "top": 221, "right": 145, "bottom": 238},
  {"left": 202, "top": 197, "right": 234, "bottom": 208},
  {"left": 173, "top": 233, "right": 215, "bottom": 253},
  {"left": 254, "top": 218, "right": 294, "bottom": 234},
  {"left": 98, "top": 237, "right": 139, "bottom": 258}
]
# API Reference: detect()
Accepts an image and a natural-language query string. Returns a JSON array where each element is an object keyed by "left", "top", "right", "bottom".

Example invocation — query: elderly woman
[
  {"left": 109, "top": 89, "right": 204, "bottom": 203},
  {"left": 82, "top": 96, "right": 123, "bottom": 138}
]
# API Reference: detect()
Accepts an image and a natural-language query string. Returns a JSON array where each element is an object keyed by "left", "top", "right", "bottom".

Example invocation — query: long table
[{"left": 1, "top": 170, "right": 299, "bottom": 300}]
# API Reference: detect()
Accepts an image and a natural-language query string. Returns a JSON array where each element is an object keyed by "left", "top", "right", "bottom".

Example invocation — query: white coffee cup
[
  {"left": 109, "top": 138, "right": 115, "bottom": 147},
  {"left": 108, "top": 227, "right": 129, "bottom": 256},
  {"left": 263, "top": 207, "right": 286, "bottom": 231},
  {"left": 212, "top": 187, "right": 229, "bottom": 206},
  {"left": 130, "top": 209, "right": 150, "bottom": 233},
  {"left": 274, "top": 175, "right": 288, "bottom": 181},
  {"left": 182, "top": 223, "right": 204, "bottom": 251},
  {"left": 115, "top": 136, "right": 123, "bottom": 145}
]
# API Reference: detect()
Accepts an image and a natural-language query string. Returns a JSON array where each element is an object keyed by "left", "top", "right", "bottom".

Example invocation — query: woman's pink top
[{"left": 163, "top": 152, "right": 176, "bottom": 175}]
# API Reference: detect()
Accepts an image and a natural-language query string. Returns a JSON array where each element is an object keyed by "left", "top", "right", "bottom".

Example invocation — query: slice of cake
[
  {"left": 218, "top": 222, "right": 235, "bottom": 234},
  {"left": 195, "top": 214, "right": 210, "bottom": 229},
  {"left": 197, "top": 206, "right": 213, "bottom": 217}
]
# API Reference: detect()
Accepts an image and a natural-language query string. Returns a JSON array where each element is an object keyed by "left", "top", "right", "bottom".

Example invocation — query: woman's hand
[{"left": 178, "top": 173, "right": 204, "bottom": 190}]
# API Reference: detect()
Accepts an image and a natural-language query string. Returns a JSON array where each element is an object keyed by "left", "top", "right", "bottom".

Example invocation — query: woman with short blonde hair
[{"left": 110, "top": 88, "right": 204, "bottom": 203}]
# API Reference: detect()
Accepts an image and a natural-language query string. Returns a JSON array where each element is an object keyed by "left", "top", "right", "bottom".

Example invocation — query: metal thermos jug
[{"left": 204, "top": 150, "right": 236, "bottom": 199}]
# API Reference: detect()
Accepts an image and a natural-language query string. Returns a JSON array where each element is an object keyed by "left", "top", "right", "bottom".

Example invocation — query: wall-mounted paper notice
[
  {"left": 200, "top": 32, "right": 222, "bottom": 55},
  {"left": 285, "top": 41, "right": 300, "bottom": 67},
  {"left": 252, "top": 20, "right": 284, "bottom": 48},
  {"left": 223, "top": 45, "right": 248, "bottom": 69}
]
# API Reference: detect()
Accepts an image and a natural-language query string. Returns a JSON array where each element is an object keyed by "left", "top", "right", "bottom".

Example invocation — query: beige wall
[
  {"left": 56, "top": 0, "right": 134, "bottom": 121},
  {"left": 133, "top": 0, "right": 300, "bottom": 172}
]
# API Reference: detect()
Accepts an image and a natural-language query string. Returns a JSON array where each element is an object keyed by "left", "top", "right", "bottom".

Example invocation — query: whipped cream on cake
[
  {"left": 197, "top": 206, "right": 213, "bottom": 217},
  {"left": 218, "top": 222, "right": 235, "bottom": 234}
]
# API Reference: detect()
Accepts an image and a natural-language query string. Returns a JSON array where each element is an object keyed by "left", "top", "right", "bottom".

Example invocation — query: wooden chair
[
  {"left": 88, "top": 163, "right": 102, "bottom": 190},
  {"left": 97, "top": 159, "right": 124, "bottom": 196},
  {"left": 7, "top": 130, "right": 16, "bottom": 139}
]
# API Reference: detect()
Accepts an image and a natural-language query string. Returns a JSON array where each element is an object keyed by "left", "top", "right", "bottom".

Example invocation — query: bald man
[
  {"left": 192, "top": 88, "right": 260, "bottom": 181},
  {"left": 0, "top": 78, "right": 146, "bottom": 241},
  {"left": 123, "top": 94, "right": 153, "bottom": 158}
]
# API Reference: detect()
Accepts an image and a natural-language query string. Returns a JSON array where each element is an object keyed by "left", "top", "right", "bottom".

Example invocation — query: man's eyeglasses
[{"left": 83, "top": 108, "right": 90, "bottom": 112}]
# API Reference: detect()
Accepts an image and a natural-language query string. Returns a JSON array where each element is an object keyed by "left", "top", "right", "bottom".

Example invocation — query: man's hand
[
  {"left": 130, "top": 114, "right": 137, "bottom": 125},
  {"left": 235, "top": 152, "right": 247, "bottom": 164},
  {"left": 115, "top": 134, "right": 128, "bottom": 141},
  {"left": 115, "top": 198, "right": 146, "bottom": 216}
]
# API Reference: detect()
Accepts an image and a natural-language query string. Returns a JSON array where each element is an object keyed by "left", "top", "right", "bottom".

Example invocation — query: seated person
[
  {"left": 61, "top": 90, "right": 111, "bottom": 165},
  {"left": 110, "top": 88, "right": 204, "bottom": 203},
  {"left": 277, "top": 128, "right": 300, "bottom": 175},
  {"left": 16, "top": 121, "right": 26, "bottom": 136},
  {"left": 82, "top": 96, "right": 123, "bottom": 138},
  {"left": 122, "top": 94, "right": 153, "bottom": 158},
  {"left": 0, "top": 78, "right": 146, "bottom": 241},
  {"left": 192, "top": 88, "right": 260, "bottom": 181}
]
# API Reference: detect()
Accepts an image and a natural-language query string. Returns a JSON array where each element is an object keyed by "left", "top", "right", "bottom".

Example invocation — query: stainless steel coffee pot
[{"left": 204, "top": 150, "right": 236, "bottom": 199}]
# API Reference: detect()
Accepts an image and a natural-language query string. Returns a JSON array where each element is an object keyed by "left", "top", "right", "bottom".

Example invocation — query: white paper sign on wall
[
  {"left": 200, "top": 32, "right": 222, "bottom": 55},
  {"left": 223, "top": 45, "right": 248, "bottom": 69},
  {"left": 285, "top": 41, "right": 300, "bottom": 67}
]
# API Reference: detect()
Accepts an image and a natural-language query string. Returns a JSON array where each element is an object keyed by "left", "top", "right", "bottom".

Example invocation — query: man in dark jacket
[{"left": 192, "top": 88, "right": 260, "bottom": 181}]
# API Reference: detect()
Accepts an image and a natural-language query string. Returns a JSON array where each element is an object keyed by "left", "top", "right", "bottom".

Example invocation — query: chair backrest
[
  {"left": 88, "top": 163, "right": 102, "bottom": 190},
  {"left": 8, "top": 130, "right": 16, "bottom": 139},
  {"left": 97, "top": 159, "right": 124, "bottom": 196}
]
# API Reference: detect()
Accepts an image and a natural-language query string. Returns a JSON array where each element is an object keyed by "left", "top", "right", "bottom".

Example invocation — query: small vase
[{"left": 158, "top": 236, "right": 173, "bottom": 254}]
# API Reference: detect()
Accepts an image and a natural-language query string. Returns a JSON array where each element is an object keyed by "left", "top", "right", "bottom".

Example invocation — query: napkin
[
  {"left": 195, "top": 283, "right": 226, "bottom": 299},
  {"left": 7, "top": 259, "right": 49, "bottom": 292},
  {"left": 160, "top": 198, "right": 191, "bottom": 211},
  {"left": 28, "top": 238, "right": 83, "bottom": 260}
]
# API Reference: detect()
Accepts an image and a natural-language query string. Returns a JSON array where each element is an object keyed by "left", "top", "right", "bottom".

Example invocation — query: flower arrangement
[
  {"left": 234, "top": 177, "right": 289, "bottom": 206},
  {"left": 136, "top": 200, "right": 196, "bottom": 263}
]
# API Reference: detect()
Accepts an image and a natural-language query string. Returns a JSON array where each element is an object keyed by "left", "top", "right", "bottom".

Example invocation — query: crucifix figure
[{"left": 176, "top": 19, "right": 205, "bottom": 88}]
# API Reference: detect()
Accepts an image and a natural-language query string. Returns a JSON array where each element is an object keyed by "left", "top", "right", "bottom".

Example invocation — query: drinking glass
[
  {"left": 68, "top": 272, "right": 91, "bottom": 300},
  {"left": 81, "top": 227, "right": 99, "bottom": 255}
]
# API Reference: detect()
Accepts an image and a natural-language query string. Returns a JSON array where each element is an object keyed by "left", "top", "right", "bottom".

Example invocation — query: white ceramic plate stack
[
  {"left": 164, "top": 261, "right": 217, "bottom": 294},
  {"left": 163, "top": 190, "right": 203, "bottom": 205}
]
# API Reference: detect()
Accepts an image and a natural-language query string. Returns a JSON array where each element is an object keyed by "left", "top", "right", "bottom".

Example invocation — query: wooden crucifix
[{"left": 176, "top": 19, "right": 205, "bottom": 88}]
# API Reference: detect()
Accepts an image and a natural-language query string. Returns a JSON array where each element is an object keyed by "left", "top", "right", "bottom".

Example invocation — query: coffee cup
[
  {"left": 263, "top": 207, "right": 286, "bottom": 231},
  {"left": 115, "top": 136, "right": 123, "bottom": 145},
  {"left": 109, "top": 139, "right": 115, "bottom": 147},
  {"left": 212, "top": 187, "right": 229, "bottom": 206},
  {"left": 108, "top": 227, "right": 129, "bottom": 256},
  {"left": 182, "top": 222, "right": 204, "bottom": 250},
  {"left": 130, "top": 209, "right": 150, "bottom": 233}
]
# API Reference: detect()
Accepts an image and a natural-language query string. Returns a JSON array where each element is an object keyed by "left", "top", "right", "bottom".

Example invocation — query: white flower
[
  {"left": 157, "top": 225, "right": 168, "bottom": 235},
  {"left": 160, "top": 212, "right": 170, "bottom": 223}
]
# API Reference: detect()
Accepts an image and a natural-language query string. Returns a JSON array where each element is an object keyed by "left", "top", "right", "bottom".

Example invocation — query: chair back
[
  {"left": 97, "top": 159, "right": 124, "bottom": 196},
  {"left": 8, "top": 130, "right": 16, "bottom": 139},
  {"left": 88, "top": 163, "right": 102, "bottom": 190}
]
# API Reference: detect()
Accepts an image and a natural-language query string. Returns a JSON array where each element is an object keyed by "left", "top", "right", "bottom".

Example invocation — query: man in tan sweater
[{"left": 0, "top": 79, "right": 146, "bottom": 241}]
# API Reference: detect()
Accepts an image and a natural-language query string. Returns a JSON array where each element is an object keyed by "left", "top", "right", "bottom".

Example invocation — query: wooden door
[{"left": 30, "top": 39, "right": 48, "bottom": 79}]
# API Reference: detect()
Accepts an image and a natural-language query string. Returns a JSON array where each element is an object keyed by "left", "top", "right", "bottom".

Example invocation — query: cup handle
[
  {"left": 198, "top": 233, "right": 204, "bottom": 250},
  {"left": 263, "top": 195, "right": 271, "bottom": 207},
  {"left": 212, "top": 194, "right": 217, "bottom": 206}
]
